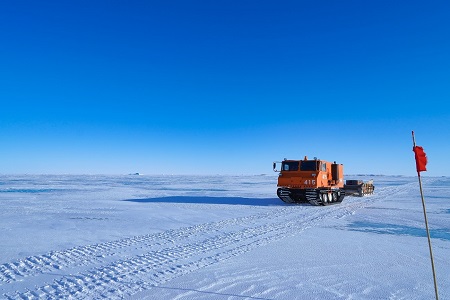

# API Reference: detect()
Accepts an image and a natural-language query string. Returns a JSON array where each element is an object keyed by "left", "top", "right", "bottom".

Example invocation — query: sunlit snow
[{"left": 0, "top": 175, "right": 449, "bottom": 299}]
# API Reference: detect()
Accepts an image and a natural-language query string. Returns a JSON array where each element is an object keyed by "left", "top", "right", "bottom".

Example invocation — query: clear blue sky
[{"left": 1, "top": 0, "right": 449, "bottom": 176}]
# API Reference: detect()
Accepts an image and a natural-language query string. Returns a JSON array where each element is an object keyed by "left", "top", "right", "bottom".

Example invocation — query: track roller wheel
[
  {"left": 320, "top": 193, "right": 329, "bottom": 206},
  {"left": 332, "top": 192, "right": 338, "bottom": 203}
]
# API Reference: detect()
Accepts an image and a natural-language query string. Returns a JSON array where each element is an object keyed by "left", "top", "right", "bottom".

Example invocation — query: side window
[{"left": 321, "top": 163, "right": 326, "bottom": 171}]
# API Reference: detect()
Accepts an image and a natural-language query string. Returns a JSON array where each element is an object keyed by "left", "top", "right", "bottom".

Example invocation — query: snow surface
[{"left": 0, "top": 174, "right": 449, "bottom": 299}]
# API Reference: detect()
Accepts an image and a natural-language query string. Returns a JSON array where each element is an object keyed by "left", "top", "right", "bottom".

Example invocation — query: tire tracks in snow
[
  {"left": 1, "top": 180, "right": 420, "bottom": 299},
  {"left": 0, "top": 205, "right": 304, "bottom": 285}
]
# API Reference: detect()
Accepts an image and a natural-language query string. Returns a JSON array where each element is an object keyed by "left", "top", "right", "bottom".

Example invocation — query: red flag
[{"left": 413, "top": 146, "right": 427, "bottom": 172}]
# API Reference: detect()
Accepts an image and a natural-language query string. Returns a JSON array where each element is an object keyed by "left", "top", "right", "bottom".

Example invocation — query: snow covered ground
[{"left": 0, "top": 174, "right": 449, "bottom": 299}]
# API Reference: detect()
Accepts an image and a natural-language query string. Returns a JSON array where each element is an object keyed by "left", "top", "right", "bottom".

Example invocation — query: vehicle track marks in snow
[
  {"left": 0, "top": 206, "right": 300, "bottom": 285},
  {"left": 4, "top": 207, "right": 330, "bottom": 299},
  {"left": 1, "top": 179, "right": 424, "bottom": 299}
]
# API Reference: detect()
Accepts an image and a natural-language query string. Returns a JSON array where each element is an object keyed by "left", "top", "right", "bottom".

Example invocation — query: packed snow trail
[{"left": 0, "top": 179, "right": 421, "bottom": 299}]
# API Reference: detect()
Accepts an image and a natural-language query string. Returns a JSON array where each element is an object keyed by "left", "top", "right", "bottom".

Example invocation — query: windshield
[
  {"left": 281, "top": 161, "right": 299, "bottom": 171},
  {"left": 300, "top": 161, "right": 317, "bottom": 171}
]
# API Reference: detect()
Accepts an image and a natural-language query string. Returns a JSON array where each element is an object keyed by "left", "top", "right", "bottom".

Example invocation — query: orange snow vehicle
[{"left": 273, "top": 156, "right": 374, "bottom": 206}]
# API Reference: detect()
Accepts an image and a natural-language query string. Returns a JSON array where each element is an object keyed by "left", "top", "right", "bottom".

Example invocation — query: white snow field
[{"left": 0, "top": 174, "right": 449, "bottom": 299}]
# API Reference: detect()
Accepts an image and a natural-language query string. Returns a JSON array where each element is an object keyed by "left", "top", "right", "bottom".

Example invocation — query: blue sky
[{"left": 1, "top": 0, "right": 449, "bottom": 176}]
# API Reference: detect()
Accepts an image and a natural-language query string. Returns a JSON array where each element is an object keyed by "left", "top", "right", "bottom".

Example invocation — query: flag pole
[{"left": 412, "top": 131, "right": 439, "bottom": 300}]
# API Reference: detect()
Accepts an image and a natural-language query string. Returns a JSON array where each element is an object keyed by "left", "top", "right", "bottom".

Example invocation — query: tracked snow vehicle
[{"left": 273, "top": 156, "right": 373, "bottom": 206}]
